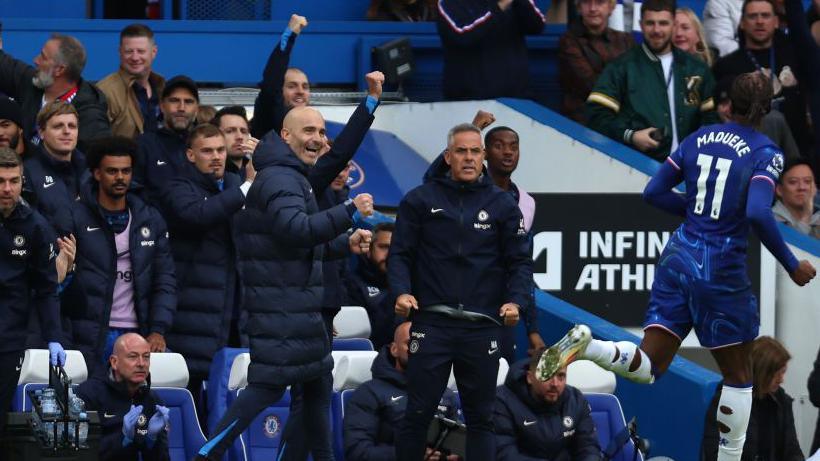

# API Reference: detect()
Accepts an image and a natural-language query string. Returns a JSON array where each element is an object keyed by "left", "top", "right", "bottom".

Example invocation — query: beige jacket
[{"left": 97, "top": 69, "right": 165, "bottom": 139}]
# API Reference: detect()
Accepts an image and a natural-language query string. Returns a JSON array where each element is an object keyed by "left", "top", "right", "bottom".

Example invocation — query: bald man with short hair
[
  {"left": 76, "top": 332, "right": 171, "bottom": 461},
  {"left": 196, "top": 72, "right": 385, "bottom": 461}
]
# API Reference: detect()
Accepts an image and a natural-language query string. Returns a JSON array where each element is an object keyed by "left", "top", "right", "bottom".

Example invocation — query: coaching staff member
[
  {"left": 0, "top": 147, "right": 66, "bottom": 435},
  {"left": 389, "top": 123, "right": 532, "bottom": 461}
]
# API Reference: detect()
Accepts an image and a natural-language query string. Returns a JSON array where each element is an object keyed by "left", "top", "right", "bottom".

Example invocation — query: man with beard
[
  {"left": 98, "top": 24, "right": 165, "bottom": 140},
  {"left": 0, "top": 97, "right": 33, "bottom": 157},
  {"left": 345, "top": 222, "right": 398, "bottom": 350},
  {"left": 494, "top": 354, "right": 599, "bottom": 460},
  {"left": 587, "top": 0, "right": 718, "bottom": 160},
  {"left": 134, "top": 75, "right": 199, "bottom": 207},
  {"left": 0, "top": 33, "right": 110, "bottom": 151},
  {"left": 484, "top": 126, "right": 545, "bottom": 362},
  {"left": 212, "top": 105, "right": 257, "bottom": 181},
  {"left": 62, "top": 136, "right": 176, "bottom": 375},
  {"left": 23, "top": 101, "right": 89, "bottom": 236},
  {"left": 712, "top": 0, "right": 812, "bottom": 157},
  {"left": 251, "top": 14, "right": 311, "bottom": 139},
  {"left": 0, "top": 146, "right": 66, "bottom": 440}
]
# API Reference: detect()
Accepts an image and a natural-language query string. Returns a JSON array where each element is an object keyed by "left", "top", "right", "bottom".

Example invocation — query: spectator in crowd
[
  {"left": 784, "top": 0, "right": 820, "bottom": 179},
  {"left": 713, "top": 0, "right": 812, "bottom": 157},
  {"left": 0, "top": 97, "right": 33, "bottom": 157},
  {"left": 161, "top": 124, "right": 254, "bottom": 426},
  {"left": 62, "top": 136, "right": 176, "bottom": 375},
  {"left": 437, "top": 0, "right": 545, "bottom": 101},
  {"left": 390, "top": 123, "right": 531, "bottom": 461},
  {"left": 251, "top": 14, "right": 310, "bottom": 139},
  {"left": 703, "top": 0, "right": 743, "bottom": 57},
  {"left": 344, "top": 322, "right": 460, "bottom": 461},
  {"left": 494, "top": 351, "right": 600, "bottom": 460},
  {"left": 0, "top": 146, "right": 65, "bottom": 435},
  {"left": 558, "top": 0, "right": 635, "bottom": 123},
  {"left": 674, "top": 8, "right": 716, "bottom": 66},
  {"left": 773, "top": 159, "right": 820, "bottom": 237},
  {"left": 212, "top": 105, "right": 257, "bottom": 181},
  {"left": 345, "top": 222, "right": 398, "bottom": 350},
  {"left": 76, "top": 333, "right": 171, "bottom": 461},
  {"left": 134, "top": 75, "right": 199, "bottom": 206},
  {"left": 713, "top": 76, "right": 800, "bottom": 162},
  {"left": 483, "top": 125, "right": 545, "bottom": 361},
  {"left": 0, "top": 33, "right": 110, "bottom": 150},
  {"left": 23, "top": 101, "right": 89, "bottom": 236},
  {"left": 366, "top": 0, "right": 438, "bottom": 21},
  {"left": 195, "top": 78, "right": 382, "bottom": 461},
  {"left": 97, "top": 24, "right": 164, "bottom": 140},
  {"left": 586, "top": 0, "right": 717, "bottom": 160},
  {"left": 702, "top": 336, "right": 804, "bottom": 461},
  {"left": 196, "top": 105, "right": 216, "bottom": 124}
]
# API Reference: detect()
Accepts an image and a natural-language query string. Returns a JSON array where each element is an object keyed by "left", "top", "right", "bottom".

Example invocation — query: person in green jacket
[{"left": 586, "top": 0, "right": 719, "bottom": 160}]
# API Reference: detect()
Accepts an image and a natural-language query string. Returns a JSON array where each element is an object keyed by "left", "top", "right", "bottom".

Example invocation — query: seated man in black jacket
[
  {"left": 76, "top": 333, "right": 170, "bottom": 461},
  {"left": 345, "top": 221, "right": 398, "bottom": 350},
  {"left": 344, "top": 322, "right": 460, "bottom": 461},
  {"left": 494, "top": 350, "right": 600, "bottom": 460}
]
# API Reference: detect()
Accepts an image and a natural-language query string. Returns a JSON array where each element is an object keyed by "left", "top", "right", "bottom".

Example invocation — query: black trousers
[
  {"left": 0, "top": 350, "right": 24, "bottom": 461},
  {"left": 396, "top": 322, "right": 501, "bottom": 461}
]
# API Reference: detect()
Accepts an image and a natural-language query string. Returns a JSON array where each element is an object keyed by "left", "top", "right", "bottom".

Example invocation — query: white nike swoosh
[
  {"left": 86, "top": 226, "right": 100, "bottom": 232},
  {"left": 103, "top": 413, "right": 117, "bottom": 418},
  {"left": 156, "top": 160, "right": 166, "bottom": 166},
  {"left": 390, "top": 396, "right": 404, "bottom": 402},
  {"left": 15, "top": 366, "right": 21, "bottom": 371},
  {"left": 488, "top": 347, "right": 498, "bottom": 355},
  {"left": 43, "top": 183, "right": 55, "bottom": 189},
  {"left": 431, "top": 208, "right": 444, "bottom": 214},
  {"left": 523, "top": 420, "right": 537, "bottom": 426}
]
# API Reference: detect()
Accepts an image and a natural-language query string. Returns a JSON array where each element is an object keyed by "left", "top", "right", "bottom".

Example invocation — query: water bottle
[
  {"left": 41, "top": 389, "right": 56, "bottom": 418},
  {"left": 78, "top": 412, "right": 88, "bottom": 448}
]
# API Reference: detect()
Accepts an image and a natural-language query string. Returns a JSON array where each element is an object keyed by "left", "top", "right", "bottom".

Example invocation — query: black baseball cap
[
  {"left": 0, "top": 97, "right": 23, "bottom": 127},
  {"left": 713, "top": 76, "right": 734, "bottom": 103},
  {"left": 161, "top": 75, "right": 200, "bottom": 102}
]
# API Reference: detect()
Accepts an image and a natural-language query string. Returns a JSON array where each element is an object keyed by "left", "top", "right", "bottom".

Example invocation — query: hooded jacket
[
  {"left": 494, "top": 359, "right": 601, "bottom": 461},
  {"left": 162, "top": 164, "right": 245, "bottom": 379},
  {"left": 62, "top": 184, "right": 176, "bottom": 374},
  {"left": 387, "top": 153, "right": 532, "bottom": 326},
  {"left": 76, "top": 372, "right": 169, "bottom": 461},
  {"left": 0, "top": 200, "right": 62, "bottom": 352},
  {"left": 772, "top": 200, "right": 820, "bottom": 238},
  {"left": 343, "top": 345, "right": 459, "bottom": 461},
  {"left": 0, "top": 50, "right": 110, "bottom": 152},
  {"left": 235, "top": 132, "right": 356, "bottom": 386},
  {"left": 22, "top": 145, "right": 90, "bottom": 236}
]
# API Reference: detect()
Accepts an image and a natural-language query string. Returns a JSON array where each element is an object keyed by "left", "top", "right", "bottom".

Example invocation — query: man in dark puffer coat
[
  {"left": 161, "top": 124, "right": 254, "bottom": 426},
  {"left": 195, "top": 105, "right": 376, "bottom": 461}
]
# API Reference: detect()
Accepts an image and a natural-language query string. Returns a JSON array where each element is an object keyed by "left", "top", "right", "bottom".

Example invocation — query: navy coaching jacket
[
  {"left": 62, "top": 184, "right": 176, "bottom": 372},
  {"left": 494, "top": 359, "right": 600, "bottom": 460},
  {"left": 0, "top": 201, "right": 62, "bottom": 352},
  {"left": 387, "top": 154, "right": 532, "bottom": 324},
  {"left": 22, "top": 145, "right": 90, "bottom": 236}
]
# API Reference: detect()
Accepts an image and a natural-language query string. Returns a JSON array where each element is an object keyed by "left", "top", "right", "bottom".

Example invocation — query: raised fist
[
  {"left": 365, "top": 71, "right": 385, "bottom": 100},
  {"left": 288, "top": 14, "right": 308, "bottom": 34}
]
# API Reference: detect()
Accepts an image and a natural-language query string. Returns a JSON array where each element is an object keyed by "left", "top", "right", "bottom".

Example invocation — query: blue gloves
[
  {"left": 47, "top": 342, "right": 66, "bottom": 367},
  {"left": 122, "top": 404, "right": 143, "bottom": 446},
  {"left": 146, "top": 405, "right": 170, "bottom": 447}
]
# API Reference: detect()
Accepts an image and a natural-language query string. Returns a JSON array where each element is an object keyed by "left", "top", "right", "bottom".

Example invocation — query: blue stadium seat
[
  {"left": 207, "top": 347, "right": 249, "bottom": 435},
  {"left": 153, "top": 387, "right": 208, "bottom": 461},
  {"left": 332, "top": 338, "right": 374, "bottom": 351},
  {"left": 13, "top": 349, "right": 88, "bottom": 412},
  {"left": 585, "top": 393, "right": 643, "bottom": 461},
  {"left": 234, "top": 389, "right": 292, "bottom": 461}
]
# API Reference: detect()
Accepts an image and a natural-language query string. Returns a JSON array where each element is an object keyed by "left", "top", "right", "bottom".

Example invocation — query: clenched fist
[
  {"left": 365, "top": 71, "right": 385, "bottom": 100},
  {"left": 288, "top": 14, "right": 308, "bottom": 34},
  {"left": 353, "top": 193, "right": 374, "bottom": 217}
]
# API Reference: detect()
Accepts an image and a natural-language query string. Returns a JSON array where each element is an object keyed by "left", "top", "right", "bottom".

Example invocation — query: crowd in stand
[{"left": 1, "top": 0, "right": 820, "bottom": 459}]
